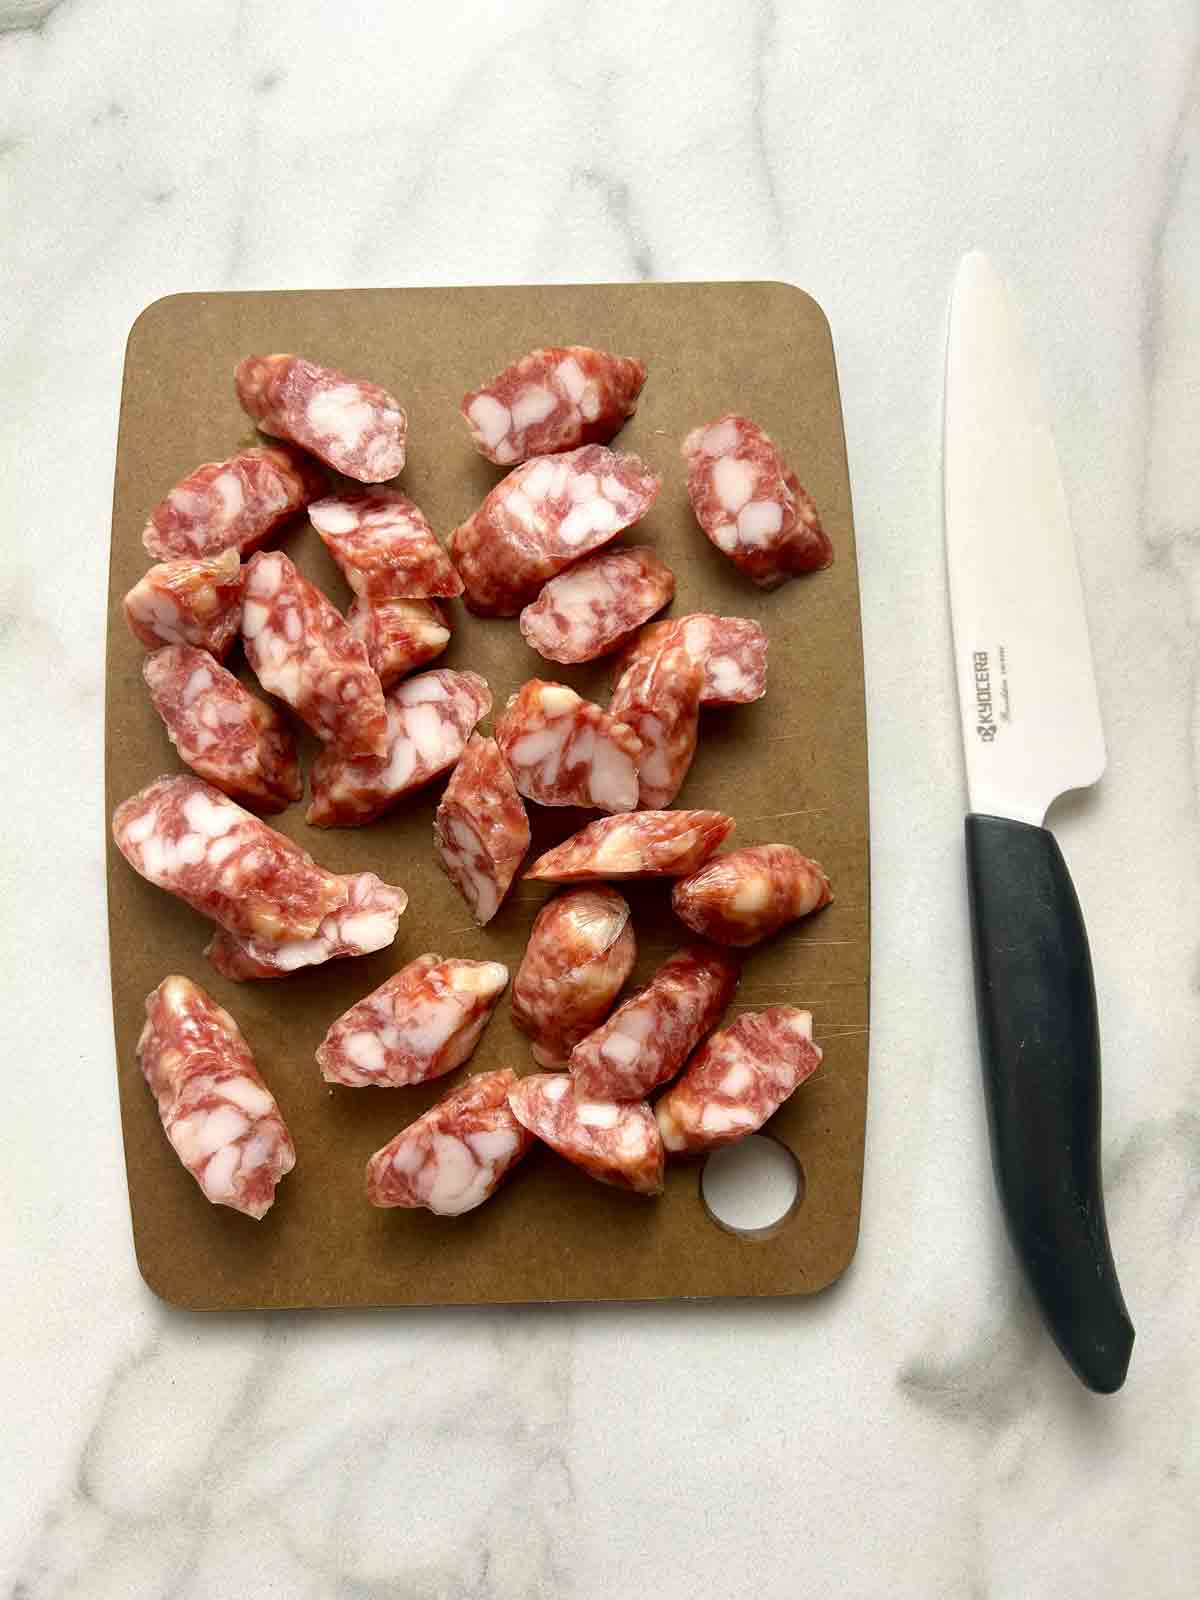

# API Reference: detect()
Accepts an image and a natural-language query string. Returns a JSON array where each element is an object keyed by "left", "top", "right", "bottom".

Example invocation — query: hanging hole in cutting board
[{"left": 700, "top": 1136, "right": 805, "bottom": 1239}]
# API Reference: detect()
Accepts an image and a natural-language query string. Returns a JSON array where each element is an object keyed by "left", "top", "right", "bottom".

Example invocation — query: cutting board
[{"left": 105, "top": 281, "right": 869, "bottom": 1310}]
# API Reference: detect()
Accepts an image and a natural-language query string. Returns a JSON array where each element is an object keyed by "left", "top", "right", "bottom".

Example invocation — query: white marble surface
[{"left": 2, "top": 1, "right": 1198, "bottom": 1594}]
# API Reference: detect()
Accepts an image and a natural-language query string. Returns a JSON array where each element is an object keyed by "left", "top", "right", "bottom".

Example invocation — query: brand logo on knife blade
[{"left": 973, "top": 651, "right": 998, "bottom": 741}]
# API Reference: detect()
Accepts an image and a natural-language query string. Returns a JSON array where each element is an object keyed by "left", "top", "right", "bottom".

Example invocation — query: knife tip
[{"left": 955, "top": 248, "right": 996, "bottom": 292}]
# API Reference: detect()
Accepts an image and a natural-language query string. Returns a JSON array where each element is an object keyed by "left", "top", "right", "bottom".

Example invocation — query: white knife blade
[{"left": 944, "top": 251, "right": 1105, "bottom": 824}]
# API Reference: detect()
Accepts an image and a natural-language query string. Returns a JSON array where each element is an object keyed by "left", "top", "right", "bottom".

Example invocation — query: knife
[{"left": 943, "top": 251, "right": 1134, "bottom": 1393}]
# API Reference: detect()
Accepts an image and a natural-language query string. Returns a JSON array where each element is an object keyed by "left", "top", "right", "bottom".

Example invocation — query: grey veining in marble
[{"left": 2, "top": 2, "right": 1198, "bottom": 1596}]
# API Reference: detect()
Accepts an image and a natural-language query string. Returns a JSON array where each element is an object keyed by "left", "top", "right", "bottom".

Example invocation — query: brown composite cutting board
[{"left": 106, "top": 281, "right": 869, "bottom": 1310}]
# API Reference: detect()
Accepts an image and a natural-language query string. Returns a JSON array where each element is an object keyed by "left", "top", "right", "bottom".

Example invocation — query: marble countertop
[{"left": 2, "top": 2, "right": 1197, "bottom": 1595}]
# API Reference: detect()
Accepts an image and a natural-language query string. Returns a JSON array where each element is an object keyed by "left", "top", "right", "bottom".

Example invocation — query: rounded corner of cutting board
[
  {"left": 761, "top": 278, "right": 837, "bottom": 339},
  {"left": 124, "top": 290, "right": 208, "bottom": 360},
  {"left": 812, "top": 1212, "right": 865, "bottom": 1296},
  {"left": 133, "top": 1235, "right": 212, "bottom": 1313}
]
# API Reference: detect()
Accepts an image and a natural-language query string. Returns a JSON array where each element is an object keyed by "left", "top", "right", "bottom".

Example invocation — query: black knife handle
[{"left": 965, "top": 814, "right": 1133, "bottom": 1393}]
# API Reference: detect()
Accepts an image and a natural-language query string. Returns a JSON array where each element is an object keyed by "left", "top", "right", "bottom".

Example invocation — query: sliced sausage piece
[
  {"left": 137, "top": 975, "right": 295, "bottom": 1217},
  {"left": 672, "top": 844, "right": 831, "bottom": 947},
  {"left": 306, "top": 668, "right": 491, "bottom": 827},
  {"left": 494, "top": 680, "right": 641, "bottom": 813},
  {"left": 347, "top": 596, "right": 451, "bottom": 689},
  {"left": 447, "top": 445, "right": 660, "bottom": 616},
  {"left": 461, "top": 345, "right": 647, "bottom": 465},
  {"left": 142, "top": 444, "right": 326, "bottom": 561},
  {"left": 525, "top": 810, "right": 734, "bottom": 882},
  {"left": 655, "top": 1006, "right": 822, "bottom": 1155},
  {"left": 112, "top": 775, "right": 347, "bottom": 943},
  {"left": 366, "top": 1068, "right": 533, "bottom": 1215},
  {"left": 569, "top": 945, "right": 741, "bottom": 1101},
  {"left": 205, "top": 871, "right": 407, "bottom": 980},
  {"left": 682, "top": 414, "right": 832, "bottom": 588},
  {"left": 518, "top": 546, "right": 675, "bottom": 664},
  {"left": 124, "top": 549, "right": 245, "bottom": 659},
  {"left": 143, "top": 645, "right": 301, "bottom": 813},
  {"left": 610, "top": 639, "right": 702, "bottom": 809},
  {"left": 615, "top": 613, "right": 768, "bottom": 706},
  {"left": 316, "top": 954, "right": 509, "bottom": 1087},
  {"left": 511, "top": 886, "right": 636, "bottom": 1068},
  {"left": 507, "top": 1074, "right": 663, "bottom": 1195},
  {"left": 235, "top": 353, "right": 407, "bottom": 482},
  {"left": 241, "top": 551, "right": 388, "bottom": 757},
  {"left": 310, "top": 489, "right": 463, "bottom": 601},
  {"left": 433, "top": 735, "right": 530, "bottom": 925}
]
